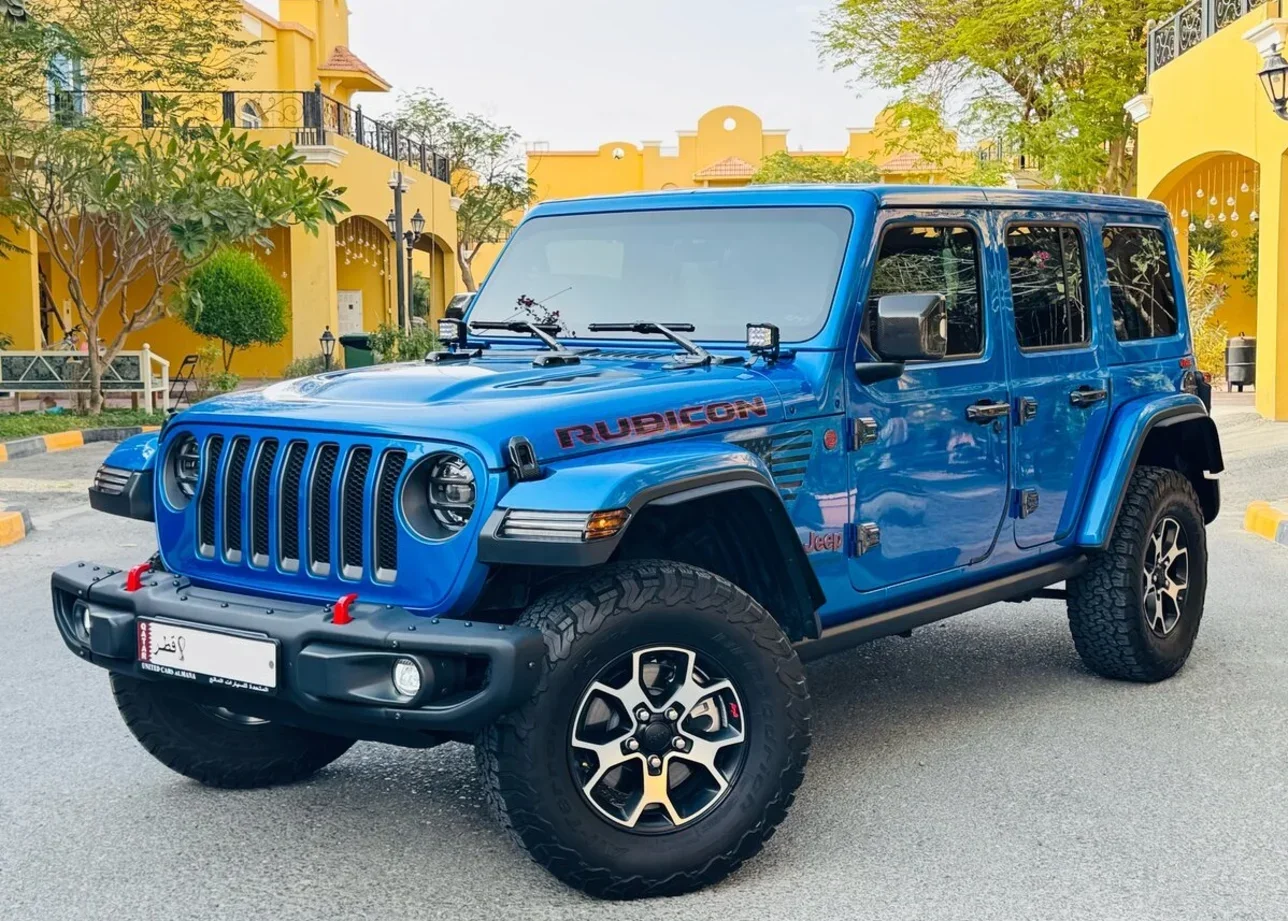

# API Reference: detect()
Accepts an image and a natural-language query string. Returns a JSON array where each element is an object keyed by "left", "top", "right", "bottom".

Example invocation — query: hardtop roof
[{"left": 529, "top": 184, "right": 1166, "bottom": 218}]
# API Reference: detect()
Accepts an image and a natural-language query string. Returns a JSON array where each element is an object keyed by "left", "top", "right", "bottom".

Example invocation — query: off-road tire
[
  {"left": 111, "top": 674, "right": 354, "bottom": 788},
  {"left": 476, "top": 560, "right": 811, "bottom": 899},
  {"left": 1067, "top": 466, "right": 1207, "bottom": 682}
]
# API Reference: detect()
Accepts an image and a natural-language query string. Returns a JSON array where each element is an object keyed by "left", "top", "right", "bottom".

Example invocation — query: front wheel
[
  {"left": 111, "top": 674, "right": 355, "bottom": 788},
  {"left": 1067, "top": 466, "right": 1208, "bottom": 682},
  {"left": 476, "top": 560, "right": 811, "bottom": 899}
]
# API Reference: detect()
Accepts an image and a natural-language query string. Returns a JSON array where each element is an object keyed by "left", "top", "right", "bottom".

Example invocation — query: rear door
[
  {"left": 847, "top": 211, "right": 1012, "bottom": 591},
  {"left": 996, "top": 212, "right": 1111, "bottom": 547}
]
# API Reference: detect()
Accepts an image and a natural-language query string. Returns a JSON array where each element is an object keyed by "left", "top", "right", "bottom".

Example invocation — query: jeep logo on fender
[{"left": 555, "top": 397, "right": 769, "bottom": 449}]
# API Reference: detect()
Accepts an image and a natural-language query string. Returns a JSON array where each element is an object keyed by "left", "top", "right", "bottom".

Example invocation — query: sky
[{"left": 262, "top": 0, "right": 890, "bottom": 151}]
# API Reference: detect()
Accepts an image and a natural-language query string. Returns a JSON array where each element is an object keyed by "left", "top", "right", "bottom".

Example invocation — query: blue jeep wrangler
[{"left": 54, "top": 186, "right": 1222, "bottom": 898}]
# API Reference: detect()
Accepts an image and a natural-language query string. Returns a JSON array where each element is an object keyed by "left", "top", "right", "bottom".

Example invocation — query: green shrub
[
  {"left": 368, "top": 323, "right": 438, "bottom": 363},
  {"left": 193, "top": 343, "right": 240, "bottom": 401},
  {"left": 282, "top": 353, "right": 336, "bottom": 378},
  {"left": 0, "top": 331, "right": 13, "bottom": 349},
  {"left": 178, "top": 248, "right": 288, "bottom": 371}
]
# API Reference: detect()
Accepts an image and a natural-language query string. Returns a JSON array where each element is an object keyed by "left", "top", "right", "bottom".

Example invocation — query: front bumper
[{"left": 50, "top": 562, "right": 544, "bottom": 743}]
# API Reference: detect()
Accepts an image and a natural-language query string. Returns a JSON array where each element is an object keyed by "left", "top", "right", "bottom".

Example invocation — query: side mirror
[{"left": 873, "top": 293, "right": 947, "bottom": 362}]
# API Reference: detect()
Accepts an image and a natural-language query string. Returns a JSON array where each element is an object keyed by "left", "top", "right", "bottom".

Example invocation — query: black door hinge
[
  {"left": 846, "top": 521, "right": 881, "bottom": 556},
  {"left": 849, "top": 417, "right": 878, "bottom": 451},
  {"left": 1015, "top": 489, "right": 1039, "bottom": 518}
]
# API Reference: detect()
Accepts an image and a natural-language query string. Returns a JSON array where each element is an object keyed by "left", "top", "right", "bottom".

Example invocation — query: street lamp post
[
  {"left": 386, "top": 170, "right": 408, "bottom": 330},
  {"left": 406, "top": 208, "right": 425, "bottom": 326},
  {"left": 320, "top": 326, "right": 336, "bottom": 370}
]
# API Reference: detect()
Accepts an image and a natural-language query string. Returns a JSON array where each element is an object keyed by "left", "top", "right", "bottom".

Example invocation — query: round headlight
[
  {"left": 427, "top": 453, "right": 475, "bottom": 531},
  {"left": 164, "top": 433, "right": 201, "bottom": 507}
]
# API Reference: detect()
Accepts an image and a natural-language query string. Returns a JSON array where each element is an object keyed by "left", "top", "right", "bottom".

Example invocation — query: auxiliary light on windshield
[
  {"left": 437, "top": 318, "right": 467, "bottom": 350},
  {"left": 746, "top": 323, "right": 780, "bottom": 360}
]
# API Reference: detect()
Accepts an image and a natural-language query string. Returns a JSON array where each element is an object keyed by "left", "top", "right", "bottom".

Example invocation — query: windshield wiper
[
  {"left": 586, "top": 322, "right": 740, "bottom": 367},
  {"left": 469, "top": 320, "right": 580, "bottom": 367}
]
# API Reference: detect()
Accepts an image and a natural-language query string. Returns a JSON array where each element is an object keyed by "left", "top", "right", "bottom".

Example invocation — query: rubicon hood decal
[{"left": 556, "top": 397, "right": 769, "bottom": 449}]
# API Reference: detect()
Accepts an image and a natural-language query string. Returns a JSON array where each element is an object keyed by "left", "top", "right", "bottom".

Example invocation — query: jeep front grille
[
  {"left": 190, "top": 432, "right": 407, "bottom": 584},
  {"left": 92, "top": 465, "right": 131, "bottom": 496}
]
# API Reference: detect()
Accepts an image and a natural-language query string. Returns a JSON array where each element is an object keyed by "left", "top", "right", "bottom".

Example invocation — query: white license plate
[{"left": 137, "top": 619, "right": 277, "bottom": 692}]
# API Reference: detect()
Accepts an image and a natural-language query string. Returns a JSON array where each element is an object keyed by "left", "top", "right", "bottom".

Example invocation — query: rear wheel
[
  {"left": 111, "top": 674, "right": 354, "bottom": 788},
  {"left": 1067, "top": 466, "right": 1208, "bottom": 682},
  {"left": 476, "top": 560, "right": 811, "bottom": 899}
]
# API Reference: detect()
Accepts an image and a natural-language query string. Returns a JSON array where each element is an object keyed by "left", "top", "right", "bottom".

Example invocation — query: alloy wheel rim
[
  {"left": 1143, "top": 515, "right": 1189, "bottom": 637},
  {"left": 569, "top": 645, "right": 747, "bottom": 833}
]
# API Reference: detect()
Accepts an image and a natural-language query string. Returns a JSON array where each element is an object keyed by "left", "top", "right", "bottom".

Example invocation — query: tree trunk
[
  {"left": 84, "top": 319, "right": 104, "bottom": 415},
  {"left": 458, "top": 246, "right": 477, "bottom": 292}
]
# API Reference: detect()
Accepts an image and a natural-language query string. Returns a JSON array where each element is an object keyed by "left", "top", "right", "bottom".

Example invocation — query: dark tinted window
[
  {"left": 470, "top": 207, "right": 853, "bottom": 342},
  {"left": 867, "top": 225, "right": 982, "bottom": 357},
  {"left": 1102, "top": 226, "right": 1179, "bottom": 341},
  {"left": 1005, "top": 225, "right": 1089, "bottom": 350}
]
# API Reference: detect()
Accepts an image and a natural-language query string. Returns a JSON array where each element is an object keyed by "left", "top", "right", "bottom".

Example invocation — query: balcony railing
[
  {"left": 977, "top": 141, "right": 1043, "bottom": 173},
  {"left": 42, "top": 85, "right": 450, "bottom": 182},
  {"left": 1148, "top": 0, "right": 1261, "bottom": 73}
]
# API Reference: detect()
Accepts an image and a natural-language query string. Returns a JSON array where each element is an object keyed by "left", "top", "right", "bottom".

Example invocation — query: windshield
[{"left": 468, "top": 206, "right": 853, "bottom": 343}]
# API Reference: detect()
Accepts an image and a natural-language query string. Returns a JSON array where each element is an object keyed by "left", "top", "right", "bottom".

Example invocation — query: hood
[{"left": 178, "top": 349, "right": 815, "bottom": 467}]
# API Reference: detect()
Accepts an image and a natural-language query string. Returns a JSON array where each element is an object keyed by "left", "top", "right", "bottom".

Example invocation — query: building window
[
  {"left": 239, "top": 101, "right": 263, "bottom": 129},
  {"left": 866, "top": 224, "right": 983, "bottom": 358},
  {"left": 48, "top": 53, "right": 85, "bottom": 125},
  {"left": 1103, "top": 225, "right": 1178, "bottom": 341},
  {"left": 1005, "top": 224, "right": 1089, "bottom": 350}
]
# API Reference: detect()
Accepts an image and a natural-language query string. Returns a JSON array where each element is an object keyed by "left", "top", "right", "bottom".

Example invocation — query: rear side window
[
  {"left": 1005, "top": 225, "right": 1089, "bottom": 350},
  {"left": 1102, "top": 226, "right": 1179, "bottom": 341},
  {"left": 867, "top": 224, "right": 982, "bottom": 357}
]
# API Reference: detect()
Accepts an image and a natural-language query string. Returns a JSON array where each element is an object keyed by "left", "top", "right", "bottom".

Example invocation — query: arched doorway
[
  {"left": 409, "top": 232, "right": 454, "bottom": 324},
  {"left": 334, "top": 215, "right": 395, "bottom": 335},
  {"left": 1150, "top": 153, "right": 1260, "bottom": 339}
]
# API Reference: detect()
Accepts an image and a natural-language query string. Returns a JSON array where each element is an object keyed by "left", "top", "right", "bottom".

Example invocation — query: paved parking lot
[{"left": 2, "top": 414, "right": 1286, "bottom": 921}]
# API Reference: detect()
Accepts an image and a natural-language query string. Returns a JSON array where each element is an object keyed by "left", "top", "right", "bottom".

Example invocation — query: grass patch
[{"left": 0, "top": 409, "right": 166, "bottom": 440}]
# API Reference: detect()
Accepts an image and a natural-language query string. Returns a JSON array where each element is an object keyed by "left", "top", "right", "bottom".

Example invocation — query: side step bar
[{"left": 795, "top": 556, "right": 1088, "bottom": 664}]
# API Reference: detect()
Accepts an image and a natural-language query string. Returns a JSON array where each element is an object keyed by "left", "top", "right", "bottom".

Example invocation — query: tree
[
  {"left": 393, "top": 89, "right": 535, "bottom": 291},
  {"left": 878, "top": 98, "right": 1009, "bottom": 187},
  {"left": 749, "top": 150, "right": 879, "bottom": 184},
  {"left": 818, "top": 0, "right": 1186, "bottom": 193},
  {"left": 178, "top": 247, "right": 287, "bottom": 371},
  {"left": 0, "top": 1, "right": 347, "bottom": 412}
]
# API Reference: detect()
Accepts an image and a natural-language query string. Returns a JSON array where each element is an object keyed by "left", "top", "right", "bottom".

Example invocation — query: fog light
[
  {"left": 392, "top": 658, "right": 422, "bottom": 698},
  {"left": 74, "top": 601, "right": 92, "bottom": 637}
]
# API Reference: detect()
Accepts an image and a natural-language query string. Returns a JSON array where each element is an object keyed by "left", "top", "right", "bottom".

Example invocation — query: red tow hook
[
  {"left": 332, "top": 592, "right": 359, "bottom": 625},
  {"left": 125, "top": 561, "right": 152, "bottom": 592}
]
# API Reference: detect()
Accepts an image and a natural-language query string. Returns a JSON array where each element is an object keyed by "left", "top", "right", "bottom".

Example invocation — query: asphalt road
[{"left": 2, "top": 418, "right": 1286, "bottom": 921}]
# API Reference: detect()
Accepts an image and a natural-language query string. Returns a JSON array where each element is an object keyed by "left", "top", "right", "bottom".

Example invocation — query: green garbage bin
[{"left": 339, "top": 334, "right": 374, "bottom": 369}]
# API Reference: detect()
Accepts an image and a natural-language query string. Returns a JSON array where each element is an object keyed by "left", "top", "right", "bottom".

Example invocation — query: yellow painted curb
[
  {"left": 42, "top": 430, "right": 85, "bottom": 453},
  {"left": 141, "top": 425, "right": 161, "bottom": 432},
  {"left": 0, "top": 511, "right": 29, "bottom": 548},
  {"left": 1244, "top": 501, "right": 1288, "bottom": 542},
  {"left": 0, "top": 444, "right": 7, "bottom": 463}
]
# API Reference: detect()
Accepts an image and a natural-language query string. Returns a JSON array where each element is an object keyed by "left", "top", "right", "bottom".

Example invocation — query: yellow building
[
  {"left": 1134, "top": 0, "right": 1288, "bottom": 419},
  {"left": 0, "top": 0, "right": 458, "bottom": 378},
  {"left": 472, "top": 104, "right": 1031, "bottom": 282}
]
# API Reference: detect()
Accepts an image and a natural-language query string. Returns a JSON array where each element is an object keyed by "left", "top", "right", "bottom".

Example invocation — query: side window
[
  {"left": 1102, "top": 225, "right": 1179, "bottom": 341},
  {"left": 1005, "top": 224, "right": 1089, "bottom": 350},
  {"left": 867, "top": 224, "right": 982, "bottom": 357}
]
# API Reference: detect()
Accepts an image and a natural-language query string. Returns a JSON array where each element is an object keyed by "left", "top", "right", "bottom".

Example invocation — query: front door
[
  {"left": 337, "top": 290, "right": 364, "bottom": 336},
  {"left": 848, "top": 213, "right": 1011, "bottom": 592},
  {"left": 996, "top": 215, "right": 1111, "bottom": 548}
]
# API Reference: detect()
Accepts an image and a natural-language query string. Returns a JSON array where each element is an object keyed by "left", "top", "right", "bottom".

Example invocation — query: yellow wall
[{"left": 1136, "top": 2, "right": 1288, "bottom": 418}]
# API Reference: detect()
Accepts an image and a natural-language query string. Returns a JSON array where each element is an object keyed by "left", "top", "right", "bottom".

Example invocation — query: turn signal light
[{"left": 586, "top": 509, "right": 630, "bottom": 540}]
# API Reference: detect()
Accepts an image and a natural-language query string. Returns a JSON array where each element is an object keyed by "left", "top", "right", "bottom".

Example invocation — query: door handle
[
  {"left": 1069, "top": 386, "right": 1108, "bottom": 407},
  {"left": 966, "top": 400, "right": 1009, "bottom": 423}
]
